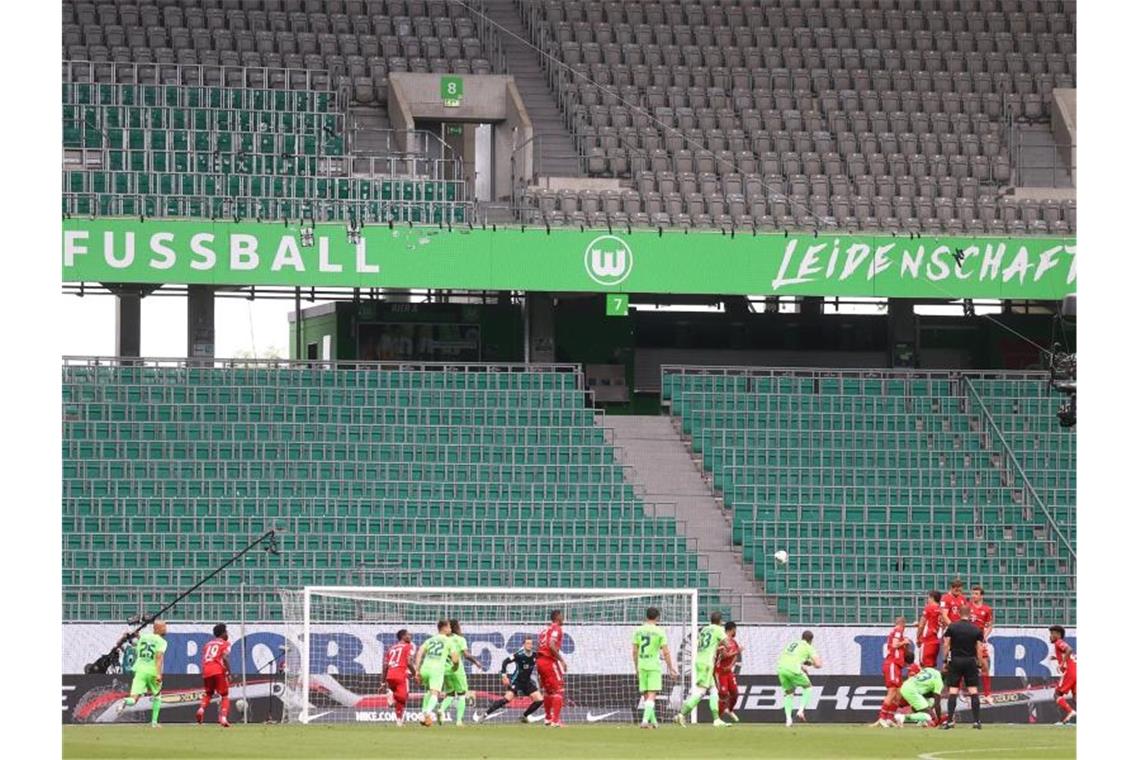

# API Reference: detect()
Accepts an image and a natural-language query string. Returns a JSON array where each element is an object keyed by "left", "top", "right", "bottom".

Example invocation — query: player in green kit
[
  {"left": 117, "top": 619, "right": 168, "bottom": 727},
  {"left": 437, "top": 619, "right": 486, "bottom": 726},
  {"left": 632, "top": 607, "right": 678, "bottom": 728},
  {"left": 415, "top": 619, "right": 460, "bottom": 726},
  {"left": 776, "top": 630, "right": 823, "bottom": 727},
  {"left": 895, "top": 651, "right": 945, "bottom": 727},
  {"left": 674, "top": 611, "right": 728, "bottom": 727}
]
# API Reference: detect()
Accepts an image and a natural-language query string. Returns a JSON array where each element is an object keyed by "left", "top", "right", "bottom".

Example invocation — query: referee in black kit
[{"left": 941, "top": 601, "right": 987, "bottom": 729}]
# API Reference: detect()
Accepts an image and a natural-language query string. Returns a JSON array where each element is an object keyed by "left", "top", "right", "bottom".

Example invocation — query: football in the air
[{"left": 773, "top": 550, "right": 789, "bottom": 564}]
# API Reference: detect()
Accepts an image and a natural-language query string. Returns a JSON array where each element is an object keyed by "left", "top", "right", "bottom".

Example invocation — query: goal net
[{"left": 278, "top": 587, "right": 698, "bottom": 725}]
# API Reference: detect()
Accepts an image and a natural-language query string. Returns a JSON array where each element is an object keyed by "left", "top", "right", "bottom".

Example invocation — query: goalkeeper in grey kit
[{"left": 475, "top": 636, "right": 545, "bottom": 723}]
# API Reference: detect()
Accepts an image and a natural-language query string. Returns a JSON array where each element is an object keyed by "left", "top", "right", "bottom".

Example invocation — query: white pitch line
[{"left": 918, "top": 746, "right": 1064, "bottom": 760}]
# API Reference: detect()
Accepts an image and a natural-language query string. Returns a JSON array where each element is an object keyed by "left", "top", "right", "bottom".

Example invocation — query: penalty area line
[{"left": 917, "top": 747, "right": 1063, "bottom": 760}]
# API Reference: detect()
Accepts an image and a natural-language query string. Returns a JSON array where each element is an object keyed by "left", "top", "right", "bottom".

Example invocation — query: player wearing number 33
[
  {"left": 632, "top": 607, "right": 678, "bottom": 728},
  {"left": 674, "top": 611, "right": 728, "bottom": 727}
]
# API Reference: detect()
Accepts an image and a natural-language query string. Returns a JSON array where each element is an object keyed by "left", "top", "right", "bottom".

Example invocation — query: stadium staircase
[
  {"left": 605, "top": 416, "right": 776, "bottom": 622},
  {"left": 62, "top": 360, "right": 720, "bottom": 622},
  {"left": 662, "top": 367, "right": 1075, "bottom": 626}
]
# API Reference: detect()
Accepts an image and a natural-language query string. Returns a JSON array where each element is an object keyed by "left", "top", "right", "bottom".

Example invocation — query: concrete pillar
[
  {"left": 187, "top": 285, "right": 215, "bottom": 359},
  {"left": 527, "top": 293, "right": 556, "bottom": 363},
  {"left": 115, "top": 287, "right": 141, "bottom": 358},
  {"left": 887, "top": 298, "right": 918, "bottom": 368}
]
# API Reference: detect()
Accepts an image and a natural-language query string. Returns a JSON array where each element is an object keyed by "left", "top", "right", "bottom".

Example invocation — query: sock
[
  {"left": 543, "top": 695, "right": 551, "bottom": 720},
  {"left": 124, "top": 696, "right": 137, "bottom": 707},
  {"left": 681, "top": 690, "right": 702, "bottom": 716},
  {"left": 795, "top": 688, "right": 809, "bottom": 712},
  {"left": 551, "top": 693, "right": 564, "bottom": 723},
  {"left": 878, "top": 698, "right": 891, "bottom": 720},
  {"left": 150, "top": 693, "right": 162, "bottom": 725},
  {"left": 904, "top": 712, "right": 931, "bottom": 723},
  {"left": 784, "top": 693, "right": 794, "bottom": 721},
  {"left": 455, "top": 695, "right": 467, "bottom": 723},
  {"left": 395, "top": 700, "right": 404, "bottom": 720},
  {"left": 1056, "top": 697, "right": 1072, "bottom": 716},
  {"left": 524, "top": 699, "right": 544, "bottom": 718},
  {"left": 708, "top": 688, "right": 719, "bottom": 718},
  {"left": 982, "top": 671, "right": 992, "bottom": 696},
  {"left": 198, "top": 693, "right": 210, "bottom": 713},
  {"left": 642, "top": 700, "right": 655, "bottom": 724},
  {"left": 439, "top": 696, "right": 454, "bottom": 715},
  {"left": 970, "top": 694, "right": 980, "bottom": 723},
  {"left": 948, "top": 693, "right": 958, "bottom": 720},
  {"left": 486, "top": 697, "right": 509, "bottom": 717},
  {"left": 424, "top": 694, "right": 438, "bottom": 715},
  {"left": 219, "top": 696, "right": 229, "bottom": 722}
]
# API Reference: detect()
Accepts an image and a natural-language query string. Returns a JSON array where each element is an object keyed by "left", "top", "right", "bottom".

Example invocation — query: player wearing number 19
[
  {"left": 674, "top": 611, "right": 728, "bottom": 727},
  {"left": 632, "top": 607, "right": 678, "bottom": 728},
  {"left": 118, "top": 619, "right": 168, "bottom": 727},
  {"left": 196, "top": 623, "right": 232, "bottom": 728},
  {"left": 776, "top": 630, "right": 823, "bottom": 727},
  {"left": 414, "top": 620, "right": 459, "bottom": 726}
]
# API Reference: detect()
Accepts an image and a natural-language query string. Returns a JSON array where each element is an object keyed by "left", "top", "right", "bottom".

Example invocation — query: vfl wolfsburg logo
[{"left": 584, "top": 235, "right": 633, "bottom": 286}]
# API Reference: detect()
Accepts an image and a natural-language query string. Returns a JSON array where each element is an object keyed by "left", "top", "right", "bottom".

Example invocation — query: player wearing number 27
[
  {"left": 632, "top": 607, "right": 678, "bottom": 728},
  {"left": 674, "top": 611, "right": 728, "bottom": 727},
  {"left": 384, "top": 629, "right": 416, "bottom": 726},
  {"left": 196, "top": 623, "right": 232, "bottom": 727}
]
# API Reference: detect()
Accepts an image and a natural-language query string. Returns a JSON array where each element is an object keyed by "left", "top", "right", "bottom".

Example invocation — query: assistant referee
[{"left": 941, "top": 602, "right": 986, "bottom": 729}]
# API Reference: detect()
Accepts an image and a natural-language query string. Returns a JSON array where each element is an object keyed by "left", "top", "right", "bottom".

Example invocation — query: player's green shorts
[
  {"left": 638, "top": 668, "right": 663, "bottom": 693},
  {"left": 443, "top": 669, "right": 469, "bottom": 694},
  {"left": 777, "top": 667, "right": 811, "bottom": 691},
  {"left": 695, "top": 662, "right": 715, "bottom": 689},
  {"left": 130, "top": 671, "right": 161, "bottom": 696},
  {"left": 899, "top": 684, "right": 934, "bottom": 712},
  {"left": 420, "top": 665, "right": 445, "bottom": 692}
]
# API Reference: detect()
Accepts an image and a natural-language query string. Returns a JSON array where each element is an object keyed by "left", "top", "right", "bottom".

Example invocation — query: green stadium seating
[
  {"left": 62, "top": 363, "right": 715, "bottom": 621},
  {"left": 663, "top": 368, "right": 1076, "bottom": 625}
]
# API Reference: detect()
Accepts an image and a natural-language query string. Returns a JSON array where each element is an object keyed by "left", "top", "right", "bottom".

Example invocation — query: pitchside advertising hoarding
[
  {"left": 62, "top": 220, "right": 1076, "bottom": 299},
  {"left": 63, "top": 624, "right": 1073, "bottom": 724}
]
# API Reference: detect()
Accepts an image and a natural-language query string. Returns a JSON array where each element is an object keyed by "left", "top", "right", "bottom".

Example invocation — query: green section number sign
[
  {"left": 606, "top": 294, "right": 629, "bottom": 317},
  {"left": 441, "top": 76, "right": 464, "bottom": 107}
]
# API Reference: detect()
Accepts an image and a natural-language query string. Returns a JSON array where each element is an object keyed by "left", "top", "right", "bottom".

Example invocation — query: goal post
[{"left": 278, "top": 586, "right": 701, "bottom": 725}]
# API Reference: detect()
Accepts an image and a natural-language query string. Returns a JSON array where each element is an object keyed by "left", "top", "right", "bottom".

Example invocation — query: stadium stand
[
  {"left": 62, "top": 361, "right": 716, "bottom": 621},
  {"left": 662, "top": 366, "right": 1075, "bottom": 625},
  {"left": 516, "top": 0, "right": 1076, "bottom": 232}
]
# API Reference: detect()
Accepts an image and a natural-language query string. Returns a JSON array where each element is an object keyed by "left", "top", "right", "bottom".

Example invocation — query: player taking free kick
[
  {"left": 715, "top": 621, "right": 742, "bottom": 723},
  {"left": 674, "top": 611, "right": 728, "bottom": 727},
  {"left": 118, "top": 619, "right": 168, "bottom": 727},
  {"left": 384, "top": 629, "right": 416, "bottom": 726},
  {"left": 415, "top": 619, "right": 459, "bottom": 726},
  {"left": 196, "top": 623, "right": 232, "bottom": 727},
  {"left": 632, "top": 606, "right": 678, "bottom": 728},
  {"left": 776, "top": 630, "right": 822, "bottom": 727},
  {"left": 537, "top": 609, "right": 568, "bottom": 726}
]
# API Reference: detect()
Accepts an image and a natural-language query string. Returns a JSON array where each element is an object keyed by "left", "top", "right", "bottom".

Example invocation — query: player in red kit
[
  {"left": 940, "top": 578, "right": 967, "bottom": 628},
  {"left": 536, "top": 609, "right": 568, "bottom": 727},
  {"left": 876, "top": 617, "right": 911, "bottom": 727},
  {"left": 967, "top": 586, "right": 995, "bottom": 703},
  {"left": 196, "top": 623, "right": 232, "bottom": 727},
  {"left": 916, "top": 590, "right": 944, "bottom": 669},
  {"left": 715, "top": 621, "right": 742, "bottom": 723},
  {"left": 1048, "top": 625, "right": 1076, "bottom": 725},
  {"left": 384, "top": 629, "right": 416, "bottom": 726}
]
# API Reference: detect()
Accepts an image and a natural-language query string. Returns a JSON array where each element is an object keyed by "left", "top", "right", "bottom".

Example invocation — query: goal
[{"left": 278, "top": 587, "right": 699, "bottom": 725}]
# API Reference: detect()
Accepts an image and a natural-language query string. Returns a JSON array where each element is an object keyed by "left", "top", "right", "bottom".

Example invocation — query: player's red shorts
[
  {"left": 1056, "top": 662, "right": 1077, "bottom": 697},
  {"left": 716, "top": 671, "right": 738, "bottom": 708},
  {"left": 536, "top": 657, "right": 564, "bottom": 695},
  {"left": 386, "top": 676, "right": 408, "bottom": 705},
  {"left": 920, "top": 639, "right": 940, "bottom": 669},
  {"left": 882, "top": 660, "right": 904, "bottom": 689},
  {"left": 202, "top": 673, "right": 229, "bottom": 698}
]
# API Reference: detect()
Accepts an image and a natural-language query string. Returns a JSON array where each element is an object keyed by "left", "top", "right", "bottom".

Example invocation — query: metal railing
[{"left": 963, "top": 377, "right": 1076, "bottom": 560}]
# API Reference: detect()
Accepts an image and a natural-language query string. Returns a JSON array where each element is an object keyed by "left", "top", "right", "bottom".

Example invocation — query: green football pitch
[{"left": 63, "top": 723, "right": 1075, "bottom": 759}]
